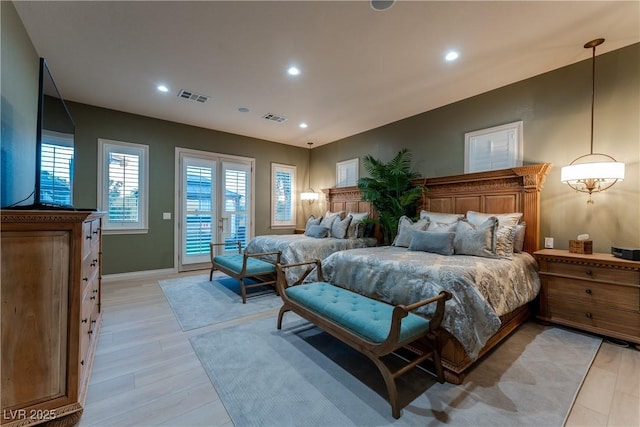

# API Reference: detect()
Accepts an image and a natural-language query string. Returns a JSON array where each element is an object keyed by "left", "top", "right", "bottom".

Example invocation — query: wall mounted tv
[{"left": 8, "top": 58, "right": 76, "bottom": 210}]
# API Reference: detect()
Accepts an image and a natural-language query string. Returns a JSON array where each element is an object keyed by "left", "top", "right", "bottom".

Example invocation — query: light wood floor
[{"left": 80, "top": 271, "right": 640, "bottom": 426}]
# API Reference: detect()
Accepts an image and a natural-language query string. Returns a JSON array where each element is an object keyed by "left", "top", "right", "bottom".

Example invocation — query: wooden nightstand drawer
[
  {"left": 546, "top": 276, "right": 639, "bottom": 311},
  {"left": 547, "top": 298, "right": 640, "bottom": 338},
  {"left": 545, "top": 261, "right": 638, "bottom": 284}
]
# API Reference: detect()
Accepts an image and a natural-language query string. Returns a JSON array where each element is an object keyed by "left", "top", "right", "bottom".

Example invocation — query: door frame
[{"left": 174, "top": 147, "right": 255, "bottom": 272}]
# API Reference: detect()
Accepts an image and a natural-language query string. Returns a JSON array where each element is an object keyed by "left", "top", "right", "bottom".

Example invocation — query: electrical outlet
[
  {"left": 544, "top": 237, "right": 554, "bottom": 249},
  {"left": 163, "top": 212, "right": 171, "bottom": 220}
]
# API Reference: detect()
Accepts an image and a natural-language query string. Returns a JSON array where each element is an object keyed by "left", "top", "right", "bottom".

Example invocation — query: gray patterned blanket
[
  {"left": 245, "top": 234, "right": 378, "bottom": 283},
  {"left": 309, "top": 246, "right": 540, "bottom": 359}
]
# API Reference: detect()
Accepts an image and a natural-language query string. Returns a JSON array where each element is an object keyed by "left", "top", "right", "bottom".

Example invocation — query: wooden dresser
[
  {"left": 1, "top": 210, "right": 104, "bottom": 427},
  {"left": 535, "top": 249, "right": 640, "bottom": 345}
]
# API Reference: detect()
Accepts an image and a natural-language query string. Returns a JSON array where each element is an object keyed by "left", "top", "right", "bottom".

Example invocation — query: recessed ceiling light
[
  {"left": 157, "top": 84, "right": 169, "bottom": 92},
  {"left": 287, "top": 66, "right": 301, "bottom": 76},
  {"left": 238, "top": 107, "right": 250, "bottom": 113},
  {"left": 299, "top": 122, "right": 308, "bottom": 129},
  {"left": 445, "top": 51, "right": 459, "bottom": 61}
]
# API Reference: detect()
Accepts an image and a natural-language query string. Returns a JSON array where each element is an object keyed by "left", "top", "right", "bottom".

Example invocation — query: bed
[
  {"left": 245, "top": 188, "right": 378, "bottom": 283},
  {"left": 307, "top": 163, "right": 552, "bottom": 384}
]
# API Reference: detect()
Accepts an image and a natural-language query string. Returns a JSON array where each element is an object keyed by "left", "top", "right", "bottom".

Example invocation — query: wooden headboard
[
  {"left": 324, "top": 163, "right": 551, "bottom": 254},
  {"left": 322, "top": 187, "right": 375, "bottom": 217},
  {"left": 417, "top": 163, "right": 551, "bottom": 254}
]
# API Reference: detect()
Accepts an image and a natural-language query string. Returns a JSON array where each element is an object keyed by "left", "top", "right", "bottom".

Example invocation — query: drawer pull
[
  {"left": 90, "top": 296, "right": 96, "bottom": 300},
  {"left": 81, "top": 359, "right": 84, "bottom": 366},
  {"left": 93, "top": 230, "right": 98, "bottom": 235},
  {"left": 585, "top": 270, "right": 593, "bottom": 276},
  {"left": 585, "top": 289, "right": 592, "bottom": 295},
  {"left": 82, "top": 318, "right": 88, "bottom": 323},
  {"left": 86, "top": 235, "right": 92, "bottom": 240},
  {"left": 91, "top": 261, "right": 96, "bottom": 267},
  {"left": 586, "top": 312, "right": 593, "bottom": 319},
  {"left": 88, "top": 329, "right": 93, "bottom": 335},
  {"left": 93, "top": 259, "right": 98, "bottom": 264},
  {"left": 83, "top": 277, "right": 88, "bottom": 282},
  {"left": 91, "top": 319, "right": 96, "bottom": 324},
  {"left": 93, "top": 289, "right": 98, "bottom": 293}
]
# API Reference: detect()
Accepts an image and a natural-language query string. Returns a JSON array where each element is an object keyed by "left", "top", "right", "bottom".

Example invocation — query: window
[
  {"left": 464, "top": 121, "right": 523, "bottom": 173},
  {"left": 271, "top": 163, "right": 296, "bottom": 228},
  {"left": 98, "top": 138, "right": 149, "bottom": 233},
  {"left": 40, "top": 130, "right": 74, "bottom": 206}
]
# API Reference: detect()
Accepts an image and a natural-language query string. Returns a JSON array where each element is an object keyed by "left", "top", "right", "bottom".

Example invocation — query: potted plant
[{"left": 357, "top": 149, "right": 426, "bottom": 245}]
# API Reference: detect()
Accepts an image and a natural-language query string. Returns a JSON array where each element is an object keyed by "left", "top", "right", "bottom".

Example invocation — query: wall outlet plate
[{"left": 544, "top": 237, "right": 554, "bottom": 249}]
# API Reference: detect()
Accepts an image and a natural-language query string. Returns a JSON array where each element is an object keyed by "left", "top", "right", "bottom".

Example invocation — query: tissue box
[{"left": 569, "top": 240, "right": 593, "bottom": 254}]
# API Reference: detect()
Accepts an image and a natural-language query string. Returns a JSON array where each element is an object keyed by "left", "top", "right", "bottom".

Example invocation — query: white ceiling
[{"left": 14, "top": 1, "right": 640, "bottom": 148}]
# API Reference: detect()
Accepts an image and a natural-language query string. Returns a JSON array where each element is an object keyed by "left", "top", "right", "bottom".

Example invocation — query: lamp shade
[
  {"left": 561, "top": 161, "right": 625, "bottom": 184},
  {"left": 300, "top": 190, "right": 319, "bottom": 201}
]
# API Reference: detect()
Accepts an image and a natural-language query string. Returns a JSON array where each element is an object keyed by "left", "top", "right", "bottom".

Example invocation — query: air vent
[
  {"left": 177, "top": 89, "right": 209, "bottom": 104},
  {"left": 263, "top": 113, "right": 287, "bottom": 123}
]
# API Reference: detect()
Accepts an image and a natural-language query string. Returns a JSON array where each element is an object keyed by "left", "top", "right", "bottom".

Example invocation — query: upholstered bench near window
[
  {"left": 275, "top": 260, "right": 451, "bottom": 419},
  {"left": 210, "top": 241, "right": 281, "bottom": 304}
]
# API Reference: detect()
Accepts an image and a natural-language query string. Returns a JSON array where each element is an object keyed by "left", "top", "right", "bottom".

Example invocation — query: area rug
[
  {"left": 158, "top": 274, "right": 282, "bottom": 331},
  {"left": 190, "top": 315, "right": 601, "bottom": 426}
]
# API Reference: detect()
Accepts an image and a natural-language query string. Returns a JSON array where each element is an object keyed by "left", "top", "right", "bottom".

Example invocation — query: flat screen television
[
  {"left": 35, "top": 57, "right": 76, "bottom": 209},
  {"left": 6, "top": 58, "right": 76, "bottom": 210}
]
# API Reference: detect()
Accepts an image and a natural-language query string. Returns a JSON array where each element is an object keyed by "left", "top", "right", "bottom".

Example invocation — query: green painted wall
[
  {"left": 69, "top": 103, "right": 308, "bottom": 274},
  {"left": 312, "top": 43, "right": 640, "bottom": 254}
]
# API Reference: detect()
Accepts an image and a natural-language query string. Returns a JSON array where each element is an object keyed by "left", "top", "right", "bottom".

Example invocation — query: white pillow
[
  {"left": 466, "top": 211, "right": 522, "bottom": 259},
  {"left": 331, "top": 215, "right": 352, "bottom": 239}
]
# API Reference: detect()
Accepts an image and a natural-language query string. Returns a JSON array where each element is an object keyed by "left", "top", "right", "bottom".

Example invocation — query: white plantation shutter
[
  {"left": 271, "top": 163, "right": 296, "bottom": 227},
  {"left": 40, "top": 131, "right": 74, "bottom": 206},
  {"left": 98, "top": 139, "right": 148, "bottom": 233},
  {"left": 464, "top": 121, "right": 523, "bottom": 173}
]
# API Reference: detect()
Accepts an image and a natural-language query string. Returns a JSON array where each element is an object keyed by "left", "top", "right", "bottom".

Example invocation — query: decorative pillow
[
  {"left": 513, "top": 222, "right": 526, "bottom": 253},
  {"left": 331, "top": 215, "right": 352, "bottom": 239},
  {"left": 495, "top": 224, "right": 518, "bottom": 259},
  {"left": 408, "top": 230, "right": 455, "bottom": 256},
  {"left": 454, "top": 217, "right": 498, "bottom": 258},
  {"left": 392, "top": 216, "right": 429, "bottom": 247},
  {"left": 319, "top": 211, "right": 343, "bottom": 235},
  {"left": 466, "top": 211, "right": 522, "bottom": 259},
  {"left": 346, "top": 212, "right": 370, "bottom": 239},
  {"left": 304, "top": 225, "right": 329, "bottom": 238},
  {"left": 304, "top": 215, "right": 322, "bottom": 233},
  {"left": 466, "top": 211, "right": 522, "bottom": 228},
  {"left": 421, "top": 211, "right": 464, "bottom": 232}
]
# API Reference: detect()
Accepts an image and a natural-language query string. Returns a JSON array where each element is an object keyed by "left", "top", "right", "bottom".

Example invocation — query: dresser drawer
[
  {"left": 547, "top": 297, "right": 640, "bottom": 338},
  {"left": 545, "top": 276, "right": 639, "bottom": 311},
  {"left": 545, "top": 261, "right": 639, "bottom": 284}
]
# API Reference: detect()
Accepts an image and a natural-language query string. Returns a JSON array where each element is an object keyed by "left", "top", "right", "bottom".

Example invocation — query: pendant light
[
  {"left": 560, "top": 38, "right": 625, "bottom": 204},
  {"left": 300, "top": 142, "right": 319, "bottom": 203}
]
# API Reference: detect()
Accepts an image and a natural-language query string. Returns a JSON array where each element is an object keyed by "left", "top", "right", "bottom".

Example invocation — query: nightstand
[{"left": 534, "top": 249, "right": 640, "bottom": 346}]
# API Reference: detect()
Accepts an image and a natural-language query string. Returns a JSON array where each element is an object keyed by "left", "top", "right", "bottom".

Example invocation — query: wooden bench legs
[{"left": 275, "top": 260, "right": 451, "bottom": 419}]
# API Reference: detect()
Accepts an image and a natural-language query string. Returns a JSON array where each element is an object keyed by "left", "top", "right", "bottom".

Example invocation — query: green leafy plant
[{"left": 357, "top": 149, "right": 426, "bottom": 245}]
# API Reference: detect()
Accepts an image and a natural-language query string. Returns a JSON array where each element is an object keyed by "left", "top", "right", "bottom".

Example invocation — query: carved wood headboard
[{"left": 323, "top": 163, "right": 551, "bottom": 254}]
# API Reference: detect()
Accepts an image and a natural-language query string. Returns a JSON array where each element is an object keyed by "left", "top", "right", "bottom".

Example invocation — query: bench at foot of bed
[
  {"left": 275, "top": 259, "right": 451, "bottom": 419},
  {"left": 209, "top": 241, "right": 281, "bottom": 304}
]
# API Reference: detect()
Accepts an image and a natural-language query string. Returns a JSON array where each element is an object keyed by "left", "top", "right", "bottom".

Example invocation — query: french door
[{"left": 177, "top": 148, "right": 254, "bottom": 271}]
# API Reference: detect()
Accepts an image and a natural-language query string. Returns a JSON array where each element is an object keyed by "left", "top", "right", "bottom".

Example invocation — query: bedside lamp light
[
  {"left": 300, "top": 142, "right": 319, "bottom": 204},
  {"left": 561, "top": 38, "right": 624, "bottom": 204}
]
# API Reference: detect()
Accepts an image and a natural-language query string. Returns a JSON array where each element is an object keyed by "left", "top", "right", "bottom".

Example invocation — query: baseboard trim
[{"left": 102, "top": 268, "right": 177, "bottom": 283}]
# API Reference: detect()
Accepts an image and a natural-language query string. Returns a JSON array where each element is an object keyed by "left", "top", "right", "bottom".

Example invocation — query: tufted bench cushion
[
  {"left": 285, "top": 281, "right": 431, "bottom": 344},
  {"left": 213, "top": 254, "right": 276, "bottom": 276}
]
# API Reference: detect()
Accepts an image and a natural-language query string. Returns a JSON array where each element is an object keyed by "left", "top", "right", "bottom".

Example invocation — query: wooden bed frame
[{"left": 323, "top": 163, "right": 551, "bottom": 384}]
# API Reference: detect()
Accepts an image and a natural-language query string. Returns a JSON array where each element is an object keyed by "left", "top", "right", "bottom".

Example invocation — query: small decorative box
[{"left": 569, "top": 239, "right": 593, "bottom": 254}]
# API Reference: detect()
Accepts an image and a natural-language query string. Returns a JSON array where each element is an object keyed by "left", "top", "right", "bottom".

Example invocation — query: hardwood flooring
[{"left": 80, "top": 271, "right": 639, "bottom": 426}]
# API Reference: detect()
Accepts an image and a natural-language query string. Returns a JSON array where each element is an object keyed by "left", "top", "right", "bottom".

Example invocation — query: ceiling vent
[
  {"left": 177, "top": 89, "right": 209, "bottom": 104},
  {"left": 263, "top": 113, "right": 287, "bottom": 123}
]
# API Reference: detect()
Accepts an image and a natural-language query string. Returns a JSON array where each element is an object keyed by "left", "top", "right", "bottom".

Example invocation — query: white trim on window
[
  {"left": 271, "top": 163, "right": 296, "bottom": 228},
  {"left": 97, "top": 138, "right": 149, "bottom": 234},
  {"left": 464, "top": 121, "right": 523, "bottom": 173}
]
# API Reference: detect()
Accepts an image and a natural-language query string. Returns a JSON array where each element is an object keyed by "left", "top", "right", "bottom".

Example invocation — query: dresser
[
  {"left": 535, "top": 249, "right": 640, "bottom": 345},
  {"left": 1, "top": 210, "right": 104, "bottom": 427}
]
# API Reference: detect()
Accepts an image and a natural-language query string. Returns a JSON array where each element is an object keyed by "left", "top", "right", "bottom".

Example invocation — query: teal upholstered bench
[
  {"left": 275, "top": 260, "right": 451, "bottom": 419},
  {"left": 210, "top": 241, "right": 281, "bottom": 303}
]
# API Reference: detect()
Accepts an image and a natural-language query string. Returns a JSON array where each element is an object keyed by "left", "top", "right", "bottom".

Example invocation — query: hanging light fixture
[
  {"left": 300, "top": 142, "right": 319, "bottom": 204},
  {"left": 561, "top": 38, "right": 625, "bottom": 204}
]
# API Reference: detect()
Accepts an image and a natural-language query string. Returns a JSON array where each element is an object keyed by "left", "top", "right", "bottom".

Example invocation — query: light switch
[{"left": 163, "top": 212, "right": 171, "bottom": 220}]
